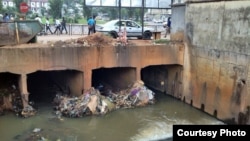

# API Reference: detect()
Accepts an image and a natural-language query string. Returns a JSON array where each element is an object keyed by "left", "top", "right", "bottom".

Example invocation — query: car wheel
[
  {"left": 143, "top": 31, "right": 152, "bottom": 40},
  {"left": 109, "top": 31, "right": 117, "bottom": 39}
]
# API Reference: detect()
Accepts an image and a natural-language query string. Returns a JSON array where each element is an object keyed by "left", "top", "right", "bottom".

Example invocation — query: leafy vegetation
[
  {"left": 154, "top": 39, "right": 170, "bottom": 44},
  {"left": 48, "top": 0, "right": 63, "bottom": 19}
]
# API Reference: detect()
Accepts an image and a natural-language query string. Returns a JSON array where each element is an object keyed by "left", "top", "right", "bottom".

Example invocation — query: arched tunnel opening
[
  {"left": 0, "top": 65, "right": 184, "bottom": 117},
  {"left": 27, "top": 70, "right": 83, "bottom": 104},
  {"left": 92, "top": 67, "right": 136, "bottom": 95},
  {"left": 0, "top": 72, "right": 19, "bottom": 90},
  {"left": 91, "top": 65, "right": 183, "bottom": 97},
  {"left": 0, "top": 72, "right": 20, "bottom": 112},
  {"left": 141, "top": 65, "right": 183, "bottom": 97}
]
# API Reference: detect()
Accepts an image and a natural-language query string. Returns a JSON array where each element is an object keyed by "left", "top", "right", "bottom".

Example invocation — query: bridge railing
[{"left": 40, "top": 23, "right": 166, "bottom": 36}]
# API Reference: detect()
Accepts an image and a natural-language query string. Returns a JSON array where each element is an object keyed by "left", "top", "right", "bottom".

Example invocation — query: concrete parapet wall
[{"left": 0, "top": 43, "right": 183, "bottom": 74}]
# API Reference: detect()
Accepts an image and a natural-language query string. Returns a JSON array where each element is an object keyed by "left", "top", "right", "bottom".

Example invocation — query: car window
[
  {"left": 104, "top": 20, "right": 118, "bottom": 27},
  {"left": 131, "top": 21, "right": 140, "bottom": 27},
  {"left": 114, "top": 21, "right": 119, "bottom": 26},
  {"left": 121, "top": 22, "right": 126, "bottom": 26},
  {"left": 115, "top": 21, "right": 127, "bottom": 27},
  {"left": 126, "top": 21, "right": 132, "bottom": 27}
]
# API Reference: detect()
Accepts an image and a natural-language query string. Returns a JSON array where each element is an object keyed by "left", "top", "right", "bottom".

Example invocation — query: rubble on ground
[
  {"left": 53, "top": 80, "right": 155, "bottom": 118},
  {"left": 52, "top": 32, "right": 117, "bottom": 47},
  {"left": 75, "top": 32, "right": 115, "bottom": 47}
]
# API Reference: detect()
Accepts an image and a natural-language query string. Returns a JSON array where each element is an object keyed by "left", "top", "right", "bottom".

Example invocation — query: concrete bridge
[
  {"left": 0, "top": 39, "right": 184, "bottom": 108},
  {"left": 2, "top": 0, "right": 249, "bottom": 125}
]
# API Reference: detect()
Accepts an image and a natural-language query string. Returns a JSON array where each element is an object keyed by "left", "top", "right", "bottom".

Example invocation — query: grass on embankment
[{"left": 154, "top": 39, "right": 171, "bottom": 44}]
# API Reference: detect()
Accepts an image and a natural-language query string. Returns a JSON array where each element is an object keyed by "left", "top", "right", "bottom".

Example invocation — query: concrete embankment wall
[{"left": 180, "top": 0, "right": 250, "bottom": 124}]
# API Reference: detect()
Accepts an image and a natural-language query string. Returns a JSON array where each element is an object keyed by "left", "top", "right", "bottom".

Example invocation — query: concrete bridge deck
[{"left": 0, "top": 34, "right": 183, "bottom": 107}]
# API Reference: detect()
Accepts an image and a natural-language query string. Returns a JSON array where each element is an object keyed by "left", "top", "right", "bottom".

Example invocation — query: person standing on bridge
[
  {"left": 3, "top": 13, "right": 10, "bottom": 22},
  {"left": 93, "top": 15, "right": 96, "bottom": 33},
  {"left": 60, "top": 17, "right": 68, "bottom": 34},
  {"left": 87, "top": 16, "right": 95, "bottom": 35},
  {"left": 54, "top": 18, "right": 61, "bottom": 34},
  {"left": 35, "top": 15, "right": 42, "bottom": 24},
  {"left": 164, "top": 17, "right": 171, "bottom": 38},
  {"left": 45, "top": 17, "right": 53, "bottom": 34}
]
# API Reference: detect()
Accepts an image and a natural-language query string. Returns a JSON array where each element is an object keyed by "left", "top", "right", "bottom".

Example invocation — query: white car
[
  {"left": 96, "top": 19, "right": 154, "bottom": 39},
  {"left": 153, "top": 19, "right": 163, "bottom": 23}
]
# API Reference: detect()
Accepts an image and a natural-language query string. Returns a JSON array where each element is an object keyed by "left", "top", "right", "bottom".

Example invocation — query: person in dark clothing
[
  {"left": 164, "top": 17, "right": 171, "bottom": 38},
  {"left": 167, "top": 17, "right": 171, "bottom": 30},
  {"left": 60, "top": 17, "right": 68, "bottom": 34},
  {"left": 3, "top": 13, "right": 10, "bottom": 22},
  {"left": 93, "top": 15, "right": 96, "bottom": 33}
]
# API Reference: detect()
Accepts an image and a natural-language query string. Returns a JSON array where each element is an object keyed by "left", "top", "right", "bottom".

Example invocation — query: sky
[{"left": 85, "top": 0, "right": 171, "bottom": 8}]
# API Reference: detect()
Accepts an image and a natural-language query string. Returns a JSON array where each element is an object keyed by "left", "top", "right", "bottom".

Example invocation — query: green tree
[
  {"left": 49, "top": 0, "right": 63, "bottom": 19},
  {"left": 109, "top": 7, "right": 118, "bottom": 20},
  {"left": 121, "top": 8, "right": 128, "bottom": 19},
  {"left": 83, "top": 0, "right": 92, "bottom": 19},
  {"left": 134, "top": 8, "right": 142, "bottom": 21},
  {"left": 127, "top": 7, "right": 133, "bottom": 19},
  {"left": 13, "top": 0, "right": 23, "bottom": 13},
  {"left": 2, "top": 6, "right": 16, "bottom": 19},
  {"left": 0, "top": 0, "right": 3, "bottom": 13}
]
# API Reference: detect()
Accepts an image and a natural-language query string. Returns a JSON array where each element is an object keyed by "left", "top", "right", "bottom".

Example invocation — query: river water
[{"left": 0, "top": 93, "right": 224, "bottom": 141}]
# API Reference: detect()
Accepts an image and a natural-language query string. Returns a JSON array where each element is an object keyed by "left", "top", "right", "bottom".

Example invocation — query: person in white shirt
[
  {"left": 35, "top": 15, "right": 42, "bottom": 24},
  {"left": 45, "top": 17, "right": 53, "bottom": 34},
  {"left": 54, "top": 18, "right": 61, "bottom": 34}
]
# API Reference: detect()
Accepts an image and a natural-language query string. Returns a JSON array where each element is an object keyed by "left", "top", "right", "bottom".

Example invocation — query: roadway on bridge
[
  {"left": 37, "top": 34, "right": 84, "bottom": 44},
  {"left": 36, "top": 33, "right": 170, "bottom": 45}
]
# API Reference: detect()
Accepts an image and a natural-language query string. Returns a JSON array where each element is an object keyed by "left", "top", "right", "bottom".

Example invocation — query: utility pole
[
  {"left": 142, "top": 0, "right": 145, "bottom": 38},
  {"left": 119, "top": 0, "right": 121, "bottom": 30}
]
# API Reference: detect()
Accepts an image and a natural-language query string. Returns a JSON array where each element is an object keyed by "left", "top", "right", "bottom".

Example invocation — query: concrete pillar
[
  {"left": 68, "top": 72, "right": 84, "bottom": 96},
  {"left": 83, "top": 69, "right": 92, "bottom": 92},
  {"left": 136, "top": 67, "right": 141, "bottom": 81},
  {"left": 19, "top": 74, "right": 29, "bottom": 108}
]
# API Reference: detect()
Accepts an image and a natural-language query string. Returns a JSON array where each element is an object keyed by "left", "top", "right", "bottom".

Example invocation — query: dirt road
[{"left": 37, "top": 34, "right": 84, "bottom": 44}]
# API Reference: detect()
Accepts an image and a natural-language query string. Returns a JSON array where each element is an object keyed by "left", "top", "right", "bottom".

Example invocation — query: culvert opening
[
  {"left": 92, "top": 67, "right": 136, "bottom": 95},
  {"left": 0, "top": 72, "right": 19, "bottom": 107},
  {"left": 141, "top": 64, "right": 183, "bottom": 97},
  {"left": 0, "top": 72, "right": 19, "bottom": 90},
  {"left": 27, "top": 70, "right": 83, "bottom": 105}
]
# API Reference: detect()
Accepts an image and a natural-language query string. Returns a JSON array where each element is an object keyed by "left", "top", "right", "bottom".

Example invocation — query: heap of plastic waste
[{"left": 53, "top": 80, "right": 155, "bottom": 118}]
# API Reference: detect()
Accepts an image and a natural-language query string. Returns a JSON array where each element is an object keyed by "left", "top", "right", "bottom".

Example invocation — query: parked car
[
  {"left": 153, "top": 18, "right": 163, "bottom": 23},
  {"left": 96, "top": 19, "right": 154, "bottom": 39}
]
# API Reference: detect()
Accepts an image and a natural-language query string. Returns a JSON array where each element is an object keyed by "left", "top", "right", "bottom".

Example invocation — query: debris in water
[
  {"left": 33, "top": 128, "right": 41, "bottom": 133},
  {"left": 21, "top": 105, "right": 37, "bottom": 118},
  {"left": 0, "top": 84, "right": 37, "bottom": 117},
  {"left": 53, "top": 80, "right": 155, "bottom": 118}
]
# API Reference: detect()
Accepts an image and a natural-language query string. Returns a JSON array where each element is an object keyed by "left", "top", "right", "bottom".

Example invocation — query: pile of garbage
[
  {"left": 0, "top": 84, "right": 37, "bottom": 118},
  {"left": 75, "top": 32, "right": 116, "bottom": 47},
  {"left": 53, "top": 80, "right": 155, "bottom": 118},
  {"left": 51, "top": 32, "right": 117, "bottom": 48}
]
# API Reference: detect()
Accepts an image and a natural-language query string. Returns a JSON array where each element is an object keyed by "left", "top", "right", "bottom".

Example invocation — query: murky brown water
[{"left": 0, "top": 93, "right": 224, "bottom": 141}]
